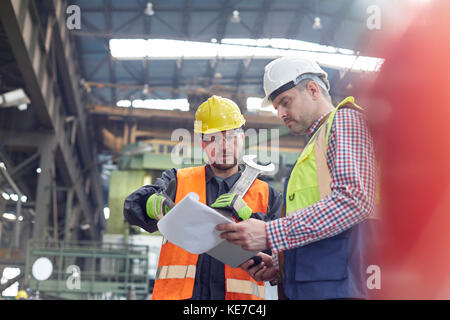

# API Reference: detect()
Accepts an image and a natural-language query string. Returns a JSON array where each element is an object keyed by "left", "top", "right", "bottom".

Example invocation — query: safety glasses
[{"left": 201, "top": 129, "right": 243, "bottom": 144}]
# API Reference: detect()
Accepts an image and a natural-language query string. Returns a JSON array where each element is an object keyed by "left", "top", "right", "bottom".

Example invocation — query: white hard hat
[{"left": 261, "top": 56, "right": 330, "bottom": 107}]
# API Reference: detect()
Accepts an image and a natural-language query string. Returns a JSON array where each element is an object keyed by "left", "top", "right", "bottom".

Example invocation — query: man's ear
[{"left": 306, "top": 81, "right": 320, "bottom": 100}]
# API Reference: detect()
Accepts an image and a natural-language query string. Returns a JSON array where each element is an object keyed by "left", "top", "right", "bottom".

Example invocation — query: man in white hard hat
[{"left": 217, "top": 56, "right": 377, "bottom": 300}]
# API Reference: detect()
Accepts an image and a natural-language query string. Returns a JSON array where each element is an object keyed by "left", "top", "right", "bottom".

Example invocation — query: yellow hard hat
[
  {"left": 15, "top": 290, "right": 28, "bottom": 300},
  {"left": 194, "top": 95, "right": 245, "bottom": 134}
]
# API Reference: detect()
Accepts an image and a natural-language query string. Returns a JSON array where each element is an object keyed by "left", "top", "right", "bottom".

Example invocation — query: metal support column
[
  {"left": 64, "top": 188, "right": 74, "bottom": 244},
  {"left": 33, "top": 138, "right": 55, "bottom": 241}
]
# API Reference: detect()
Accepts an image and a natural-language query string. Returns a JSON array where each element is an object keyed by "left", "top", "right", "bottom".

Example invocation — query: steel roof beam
[
  {"left": 47, "top": 0, "right": 104, "bottom": 213},
  {"left": 235, "top": 0, "right": 273, "bottom": 93},
  {"left": 319, "top": 0, "right": 356, "bottom": 47},
  {"left": 172, "top": 59, "right": 183, "bottom": 98},
  {"left": 89, "top": 104, "right": 282, "bottom": 127},
  {"left": 182, "top": 0, "right": 193, "bottom": 38},
  {"left": 104, "top": 0, "right": 117, "bottom": 105}
]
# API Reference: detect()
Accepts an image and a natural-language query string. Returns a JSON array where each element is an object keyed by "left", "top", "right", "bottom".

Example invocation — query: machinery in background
[{"left": 24, "top": 240, "right": 150, "bottom": 300}]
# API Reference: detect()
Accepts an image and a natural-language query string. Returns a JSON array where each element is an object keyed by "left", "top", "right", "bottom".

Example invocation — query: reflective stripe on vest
[
  {"left": 151, "top": 165, "right": 269, "bottom": 300},
  {"left": 226, "top": 279, "right": 265, "bottom": 299},
  {"left": 156, "top": 265, "right": 196, "bottom": 280}
]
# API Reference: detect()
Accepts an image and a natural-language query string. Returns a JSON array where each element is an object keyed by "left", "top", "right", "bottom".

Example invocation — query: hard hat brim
[
  {"left": 261, "top": 95, "right": 272, "bottom": 108},
  {"left": 195, "top": 127, "right": 222, "bottom": 135}
]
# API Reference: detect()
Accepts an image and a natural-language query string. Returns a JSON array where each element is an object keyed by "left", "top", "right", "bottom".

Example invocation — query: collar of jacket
[{"left": 205, "top": 164, "right": 243, "bottom": 190}]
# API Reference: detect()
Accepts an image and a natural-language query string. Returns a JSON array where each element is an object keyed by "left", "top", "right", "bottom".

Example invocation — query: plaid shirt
[{"left": 266, "top": 107, "right": 376, "bottom": 268}]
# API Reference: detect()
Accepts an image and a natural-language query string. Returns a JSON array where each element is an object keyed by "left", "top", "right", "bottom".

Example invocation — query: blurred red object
[{"left": 365, "top": 1, "right": 450, "bottom": 299}]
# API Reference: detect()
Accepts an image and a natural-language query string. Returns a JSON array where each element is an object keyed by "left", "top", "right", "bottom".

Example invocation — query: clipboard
[
  {"left": 206, "top": 239, "right": 258, "bottom": 268},
  {"left": 157, "top": 192, "right": 257, "bottom": 268}
]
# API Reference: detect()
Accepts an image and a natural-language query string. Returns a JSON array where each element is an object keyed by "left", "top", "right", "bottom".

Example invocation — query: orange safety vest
[{"left": 151, "top": 165, "right": 269, "bottom": 300}]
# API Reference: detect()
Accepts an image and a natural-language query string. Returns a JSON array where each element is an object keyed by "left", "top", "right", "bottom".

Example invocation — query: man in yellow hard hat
[{"left": 123, "top": 95, "right": 282, "bottom": 300}]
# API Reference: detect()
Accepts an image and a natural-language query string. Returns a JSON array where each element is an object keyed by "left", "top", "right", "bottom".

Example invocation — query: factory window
[
  {"left": 116, "top": 99, "right": 189, "bottom": 111},
  {"left": 110, "top": 38, "right": 384, "bottom": 72}
]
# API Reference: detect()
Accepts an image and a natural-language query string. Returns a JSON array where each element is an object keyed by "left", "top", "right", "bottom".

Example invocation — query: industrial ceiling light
[
  {"left": 116, "top": 100, "right": 132, "bottom": 108},
  {"left": 2, "top": 213, "right": 23, "bottom": 221},
  {"left": 312, "top": 0, "right": 322, "bottom": 30},
  {"left": 230, "top": 10, "right": 240, "bottom": 23},
  {"left": 144, "top": 2, "right": 154, "bottom": 16},
  {"left": 2, "top": 213, "right": 16, "bottom": 220},
  {"left": 103, "top": 207, "right": 110, "bottom": 220},
  {"left": 312, "top": 17, "right": 322, "bottom": 30},
  {"left": 80, "top": 223, "right": 91, "bottom": 230},
  {"left": 0, "top": 89, "right": 30, "bottom": 111},
  {"left": 142, "top": 84, "right": 149, "bottom": 96}
]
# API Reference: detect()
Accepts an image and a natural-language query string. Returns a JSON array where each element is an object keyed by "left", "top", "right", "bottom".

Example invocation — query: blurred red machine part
[{"left": 364, "top": 1, "right": 450, "bottom": 299}]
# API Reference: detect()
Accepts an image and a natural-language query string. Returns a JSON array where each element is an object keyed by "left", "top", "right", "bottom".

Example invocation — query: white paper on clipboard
[
  {"left": 157, "top": 192, "right": 233, "bottom": 254},
  {"left": 157, "top": 192, "right": 258, "bottom": 267}
]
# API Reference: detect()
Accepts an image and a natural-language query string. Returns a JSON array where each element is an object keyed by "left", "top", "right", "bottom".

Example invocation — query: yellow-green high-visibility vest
[{"left": 285, "top": 96, "right": 363, "bottom": 214}]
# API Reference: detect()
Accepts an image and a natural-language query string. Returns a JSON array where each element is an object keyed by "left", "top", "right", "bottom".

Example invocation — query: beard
[{"left": 211, "top": 163, "right": 236, "bottom": 171}]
